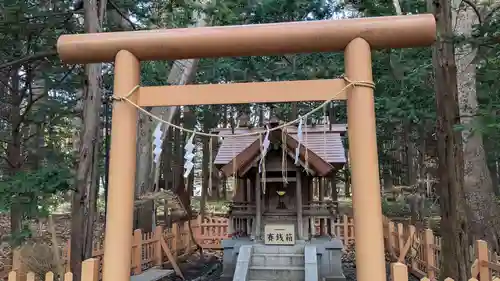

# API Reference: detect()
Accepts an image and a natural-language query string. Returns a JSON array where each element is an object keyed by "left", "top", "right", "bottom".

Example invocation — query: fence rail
[
  {"left": 7, "top": 258, "right": 99, "bottom": 281},
  {"left": 64, "top": 216, "right": 210, "bottom": 275},
  {"left": 382, "top": 216, "right": 500, "bottom": 281},
  {"left": 7, "top": 214, "right": 500, "bottom": 281}
]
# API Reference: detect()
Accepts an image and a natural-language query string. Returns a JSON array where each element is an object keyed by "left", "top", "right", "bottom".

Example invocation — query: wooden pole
[
  {"left": 255, "top": 172, "right": 262, "bottom": 240},
  {"left": 423, "top": 229, "right": 435, "bottom": 279},
  {"left": 132, "top": 229, "right": 142, "bottom": 274},
  {"left": 154, "top": 226, "right": 163, "bottom": 266},
  {"left": 81, "top": 259, "right": 99, "bottom": 281},
  {"left": 319, "top": 178, "right": 325, "bottom": 235},
  {"left": 296, "top": 167, "right": 304, "bottom": 240},
  {"left": 345, "top": 38, "right": 386, "bottom": 281},
  {"left": 101, "top": 50, "right": 140, "bottom": 281},
  {"left": 476, "top": 240, "right": 489, "bottom": 281}
]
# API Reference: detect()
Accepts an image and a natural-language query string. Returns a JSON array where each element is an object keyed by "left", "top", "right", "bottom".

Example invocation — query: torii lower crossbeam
[{"left": 137, "top": 79, "right": 347, "bottom": 107}]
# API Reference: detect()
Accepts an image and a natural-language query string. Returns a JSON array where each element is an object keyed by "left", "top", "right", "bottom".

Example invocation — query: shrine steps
[
  {"left": 247, "top": 244, "right": 306, "bottom": 281},
  {"left": 252, "top": 253, "right": 305, "bottom": 267},
  {"left": 248, "top": 265, "right": 305, "bottom": 281},
  {"left": 226, "top": 239, "right": 344, "bottom": 281}
]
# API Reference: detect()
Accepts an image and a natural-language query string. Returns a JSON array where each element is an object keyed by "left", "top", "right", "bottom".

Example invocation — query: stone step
[
  {"left": 251, "top": 253, "right": 305, "bottom": 267},
  {"left": 252, "top": 245, "right": 304, "bottom": 254},
  {"left": 249, "top": 266, "right": 304, "bottom": 281}
]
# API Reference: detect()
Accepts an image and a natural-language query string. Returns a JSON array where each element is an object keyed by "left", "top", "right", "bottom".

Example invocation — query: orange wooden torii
[{"left": 57, "top": 14, "right": 436, "bottom": 281}]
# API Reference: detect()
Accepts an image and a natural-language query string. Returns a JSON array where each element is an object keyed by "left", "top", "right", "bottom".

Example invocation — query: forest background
[{"left": 2, "top": 0, "right": 500, "bottom": 281}]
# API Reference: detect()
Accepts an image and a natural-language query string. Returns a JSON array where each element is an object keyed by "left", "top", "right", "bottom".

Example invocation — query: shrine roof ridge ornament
[{"left": 57, "top": 14, "right": 436, "bottom": 64}]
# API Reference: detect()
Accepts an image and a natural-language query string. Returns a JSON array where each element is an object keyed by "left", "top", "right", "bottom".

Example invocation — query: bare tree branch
[
  {"left": 461, "top": 0, "right": 483, "bottom": 24},
  {"left": 108, "top": 0, "right": 136, "bottom": 30},
  {"left": 0, "top": 138, "right": 12, "bottom": 145},
  {"left": 1, "top": 155, "right": 16, "bottom": 168},
  {"left": 13, "top": 91, "right": 49, "bottom": 133},
  {"left": 23, "top": 132, "right": 39, "bottom": 143},
  {"left": 0, "top": 50, "right": 57, "bottom": 71},
  {"left": 483, "top": 3, "right": 500, "bottom": 23}
]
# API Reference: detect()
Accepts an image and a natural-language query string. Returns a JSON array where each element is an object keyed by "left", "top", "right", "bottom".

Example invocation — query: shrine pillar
[
  {"left": 345, "top": 38, "right": 386, "bottom": 281},
  {"left": 255, "top": 172, "right": 262, "bottom": 240},
  {"left": 319, "top": 178, "right": 325, "bottom": 235},
  {"left": 309, "top": 177, "right": 316, "bottom": 237},
  {"left": 246, "top": 178, "right": 252, "bottom": 234},
  {"left": 296, "top": 167, "right": 304, "bottom": 239},
  {"left": 102, "top": 50, "right": 140, "bottom": 281}
]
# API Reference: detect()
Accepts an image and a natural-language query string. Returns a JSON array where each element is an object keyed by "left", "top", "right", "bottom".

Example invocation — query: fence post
[
  {"left": 391, "top": 262, "right": 409, "bottom": 281},
  {"left": 26, "top": 272, "right": 35, "bottom": 281},
  {"left": 81, "top": 258, "right": 99, "bottom": 281},
  {"left": 154, "top": 226, "right": 163, "bottom": 266},
  {"left": 388, "top": 222, "right": 395, "bottom": 258},
  {"left": 424, "top": 229, "right": 435, "bottom": 280},
  {"left": 476, "top": 240, "right": 489, "bottom": 281},
  {"left": 197, "top": 215, "right": 203, "bottom": 240},
  {"left": 12, "top": 247, "right": 25, "bottom": 281},
  {"left": 195, "top": 216, "right": 202, "bottom": 247},
  {"left": 172, "top": 223, "right": 179, "bottom": 260},
  {"left": 45, "top": 272, "right": 55, "bottom": 281},
  {"left": 397, "top": 223, "right": 404, "bottom": 255},
  {"left": 65, "top": 240, "right": 71, "bottom": 273},
  {"left": 133, "top": 229, "right": 143, "bottom": 275},
  {"left": 343, "top": 214, "right": 349, "bottom": 245},
  {"left": 63, "top": 272, "right": 73, "bottom": 281},
  {"left": 408, "top": 225, "right": 417, "bottom": 270},
  {"left": 7, "top": 272, "right": 17, "bottom": 281},
  {"left": 185, "top": 221, "right": 192, "bottom": 252}
]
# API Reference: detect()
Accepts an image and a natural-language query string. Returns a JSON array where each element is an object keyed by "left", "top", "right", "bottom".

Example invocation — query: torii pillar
[
  {"left": 345, "top": 38, "right": 386, "bottom": 281},
  {"left": 57, "top": 14, "right": 435, "bottom": 281}
]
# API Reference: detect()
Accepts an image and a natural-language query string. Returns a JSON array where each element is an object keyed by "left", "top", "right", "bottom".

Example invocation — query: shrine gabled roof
[{"left": 213, "top": 124, "right": 347, "bottom": 166}]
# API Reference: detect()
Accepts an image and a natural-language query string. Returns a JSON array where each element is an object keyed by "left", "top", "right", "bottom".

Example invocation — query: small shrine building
[{"left": 213, "top": 117, "right": 347, "bottom": 242}]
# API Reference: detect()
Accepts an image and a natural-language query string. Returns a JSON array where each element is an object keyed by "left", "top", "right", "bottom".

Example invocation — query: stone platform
[{"left": 220, "top": 237, "right": 346, "bottom": 281}]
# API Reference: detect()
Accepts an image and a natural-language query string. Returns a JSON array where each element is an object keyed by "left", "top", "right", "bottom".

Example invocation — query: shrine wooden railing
[
  {"left": 230, "top": 201, "right": 339, "bottom": 216},
  {"left": 383, "top": 217, "right": 500, "bottom": 280},
  {"left": 57, "top": 215, "right": 230, "bottom": 278},
  {"left": 8, "top": 214, "right": 500, "bottom": 281},
  {"left": 229, "top": 202, "right": 256, "bottom": 214},
  {"left": 197, "top": 216, "right": 229, "bottom": 249},
  {"left": 303, "top": 200, "right": 338, "bottom": 216}
]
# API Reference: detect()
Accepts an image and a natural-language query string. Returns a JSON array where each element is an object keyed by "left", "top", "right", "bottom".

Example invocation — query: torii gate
[{"left": 57, "top": 14, "right": 436, "bottom": 281}]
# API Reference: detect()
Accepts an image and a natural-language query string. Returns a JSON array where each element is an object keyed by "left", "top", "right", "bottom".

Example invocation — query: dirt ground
[
  {"left": 164, "top": 250, "right": 222, "bottom": 281},
  {"left": 0, "top": 213, "right": 105, "bottom": 278}
]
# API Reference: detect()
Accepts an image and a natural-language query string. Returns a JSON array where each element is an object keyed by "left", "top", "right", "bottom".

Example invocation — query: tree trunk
[
  {"left": 418, "top": 129, "right": 427, "bottom": 193},
  {"left": 489, "top": 160, "right": 499, "bottom": 196},
  {"left": 172, "top": 112, "right": 182, "bottom": 189},
  {"left": 161, "top": 125, "right": 174, "bottom": 190},
  {"left": 134, "top": 9, "right": 207, "bottom": 231},
  {"left": 7, "top": 69, "right": 23, "bottom": 246},
  {"left": 430, "top": 0, "right": 471, "bottom": 279},
  {"left": 404, "top": 122, "right": 417, "bottom": 186},
  {"left": 183, "top": 106, "right": 197, "bottom": 207},
  {"left": 70, "top": 0, "right": 103, "bottom": 279},
  {"left": 344, "top": 151, "right": 351, "bottom": 197},
  {"left": 200, "top": 121, "right": 210, "bottom": 215},
  {"left": 453, "top": 0, "right": 500, "bottom": 250},
  {"left": 331, "top": 172, "right": 339, "bottom": 213}
]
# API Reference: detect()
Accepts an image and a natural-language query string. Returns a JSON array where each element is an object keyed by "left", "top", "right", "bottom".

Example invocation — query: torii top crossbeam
[{"left": 57, "top": 14, "right": 435, "bottom": 64}]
